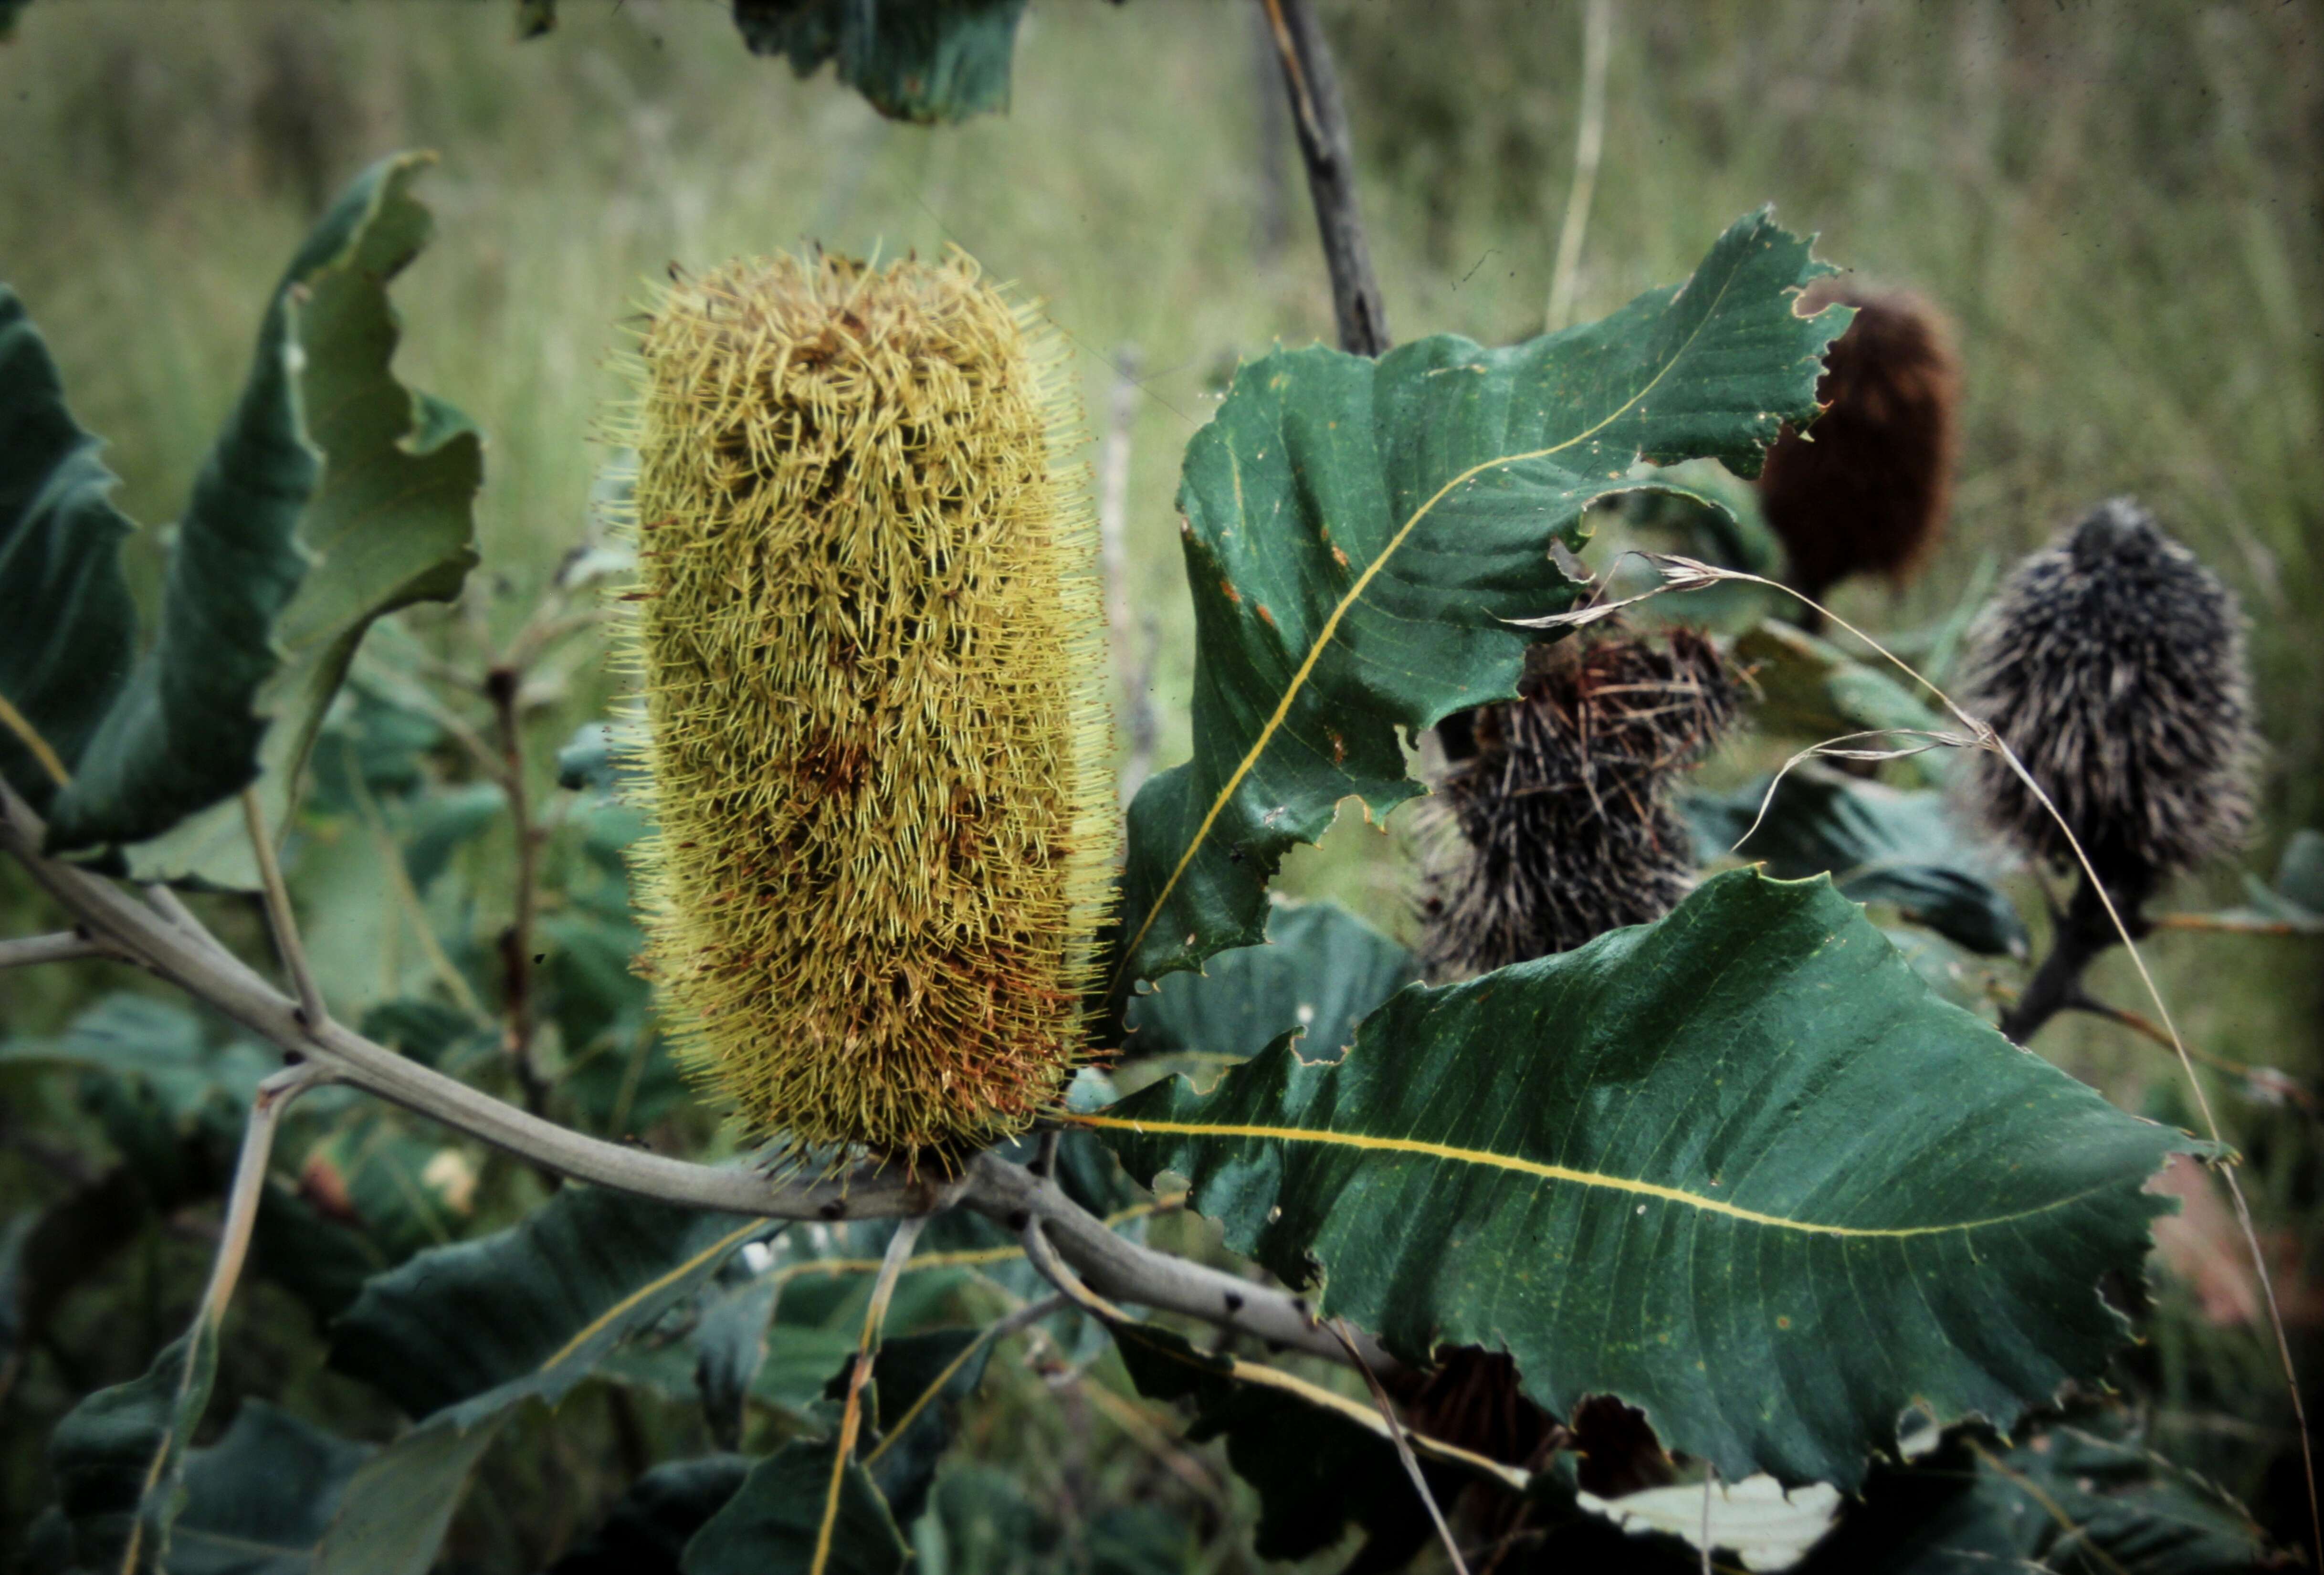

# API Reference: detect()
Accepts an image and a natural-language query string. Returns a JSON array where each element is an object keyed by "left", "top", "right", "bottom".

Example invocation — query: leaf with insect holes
[
  {"left": 1113, "top": 211, "right": 1849, "bottom": 993},
  {"left": 1089, "top": 870, "right": 2198, "bottom": 1490}
]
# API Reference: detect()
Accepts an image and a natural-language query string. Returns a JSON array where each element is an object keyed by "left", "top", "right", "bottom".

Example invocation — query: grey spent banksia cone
[
  {"left": 1417, "top": 626, "right": 1740, "bottom": 981},
  {"left": 1958, "top": 496, "right": 2258, "bottom": 895}
]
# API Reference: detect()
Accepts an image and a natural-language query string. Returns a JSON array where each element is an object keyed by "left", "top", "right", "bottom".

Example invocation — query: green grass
[{"left": 3, "top": 0, "right": 2320, "bottom": 1559}]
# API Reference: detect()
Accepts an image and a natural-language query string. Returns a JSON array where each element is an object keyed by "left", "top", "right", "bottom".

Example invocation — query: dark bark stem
[
  {"left": 1258, "top": 0, "right": 1390, "bottom": 358},
  {"left": 1998, "top": 871, "right": 2145, "bottom": 1046},
  {"left": 486, "top": 663, "right": 549, "bottom": 1118}
]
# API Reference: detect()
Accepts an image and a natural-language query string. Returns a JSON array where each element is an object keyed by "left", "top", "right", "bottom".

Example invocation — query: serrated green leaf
[
  {"left": 1088, "top": 870, "right": 2193, "bottom": 1489},
  {"left": 171, "top": 1402, "right": 374, "bottom": 1575},
  {"left": 5, "top": 152, "right": 477, "bottom": 870},
  {"left": 1688, "top": 767, "right": 2027, "bottom": 956},
  {"left": 1115, "top": 212, "right": 1848, "bottom": 991},
  {"left": 730, "top": 0, "right": 1028, "bottom": 124},
  {"left": 0, "top": 286, "right": 139, "bottom": 816},
  {"left": 116, "top": 152, "right": 482, "bottom": 885},
  {"left": 45, "top": 1324, "right": 218, "bottom": 1574},
  {"left": 1124, "top": 899, "right": 1416, "bottom": 1068},
  {"left": 681, "top": 1437, "right": 910, "bottom": 1575},
  {"left": 547, "top": 1457, "right": 752, "bottom": 1575}
]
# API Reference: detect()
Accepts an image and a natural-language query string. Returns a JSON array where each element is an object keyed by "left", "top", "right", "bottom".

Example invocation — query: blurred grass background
[{"left": 2, "top": 0, "right": 2321, "bottom": 1557}]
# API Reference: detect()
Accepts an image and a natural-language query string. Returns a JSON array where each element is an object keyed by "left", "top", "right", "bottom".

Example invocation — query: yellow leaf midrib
[{"left": 1073, "top": 1113, "right": 2100, "bottom": 1240}]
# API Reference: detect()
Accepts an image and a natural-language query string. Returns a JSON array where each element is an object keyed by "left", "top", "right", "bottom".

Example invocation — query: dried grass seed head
[
  {"left": 1959, "top": 496, "right": 2257, "bottom": 890},
  {"left": 618, "top": 250, "right": 1116, "bottom": 1170}
]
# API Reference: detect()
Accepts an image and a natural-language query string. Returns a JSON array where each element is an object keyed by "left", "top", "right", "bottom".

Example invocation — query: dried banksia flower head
[
  {"left": 1418, "top": 628, "right": 1739, "bottom": 980},
  {"left": 620, "top": 251, "right": 1116, "bottom": 1168},
  {"left": 1756, "top": 281, "right": 1961, "bottom": 600},
  {"left": 1959, "top": 497, "right": 2257, "bottom": 892}
]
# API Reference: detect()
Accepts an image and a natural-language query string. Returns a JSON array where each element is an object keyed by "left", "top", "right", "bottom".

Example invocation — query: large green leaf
[
  {"left": 0, "top": 287, "right": 138, "bottom": 816},
  {"left": 1795, "top": 1419, "right": 2271, "bottom": 1574},
  {"left": 1687, "top": 767, "right": 2027, "bottom": 957},
  {"left": 1088, "top": 870, "right": 2193, "bottom": 1489},
  {"left": 328, "top": 1185, "right": 769, "bottom": 1421},
  {"left": 116, "top": 152, "right": 483, "bottom": 885},
  {"left": 44, "top": 1325, "right": 218, "bottom": 1574},
  {"left": 1123, "top": 899, "right": 1416, "bottom": 1068},
  {"left": 730, "top": 0, "right": 1028, "bottom": 124},
  {"left": 313, "top": 1188, "right": 771, "bottom": 1574},
  {"left": 1115, "top": 212, "right": 1849, "bottom": 990},
  {"left": 172, "top": 1402, "right": 375, "bottom": 1575}
]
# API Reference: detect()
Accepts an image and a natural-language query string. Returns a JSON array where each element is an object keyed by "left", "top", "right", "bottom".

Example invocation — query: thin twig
[
  {"left": 1327, "top": 1318, "right": 1468, "bottom": 1575},
  {"left": 1545, "top": 0, "right": 1612, "bottom": 333},
  {"left": 973, "top": 1151, "right": 1388, "bottom": 1371},
  {"left": 485, "top": 663, "right": 548, "bottom": 1115},
  {"left": 202, "top": 1061, "right": 332, "bottom": 1320},
  {"left": 241, "top": 788, "right": 327, "bottom": 1032},
  {"left": 0, "top": 931, "right": 118, "bottom": 970},
  {"left": 814, "top": 1216, "right": 928, "bottom": 1575},
  {"left": 2151, "top": 911, "right": 2323, "bottom": 937},
  {"left": 2068, "top": 996, "right": 2313, "bottom": 1112},
  {"left": 1257, "top": 0, "right": 1389, "bottom": 357}
]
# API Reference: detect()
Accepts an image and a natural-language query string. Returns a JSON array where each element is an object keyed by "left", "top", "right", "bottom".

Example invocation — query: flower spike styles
[{"left": 618, "top": 251, "right": 1116, "bottom": 1170}]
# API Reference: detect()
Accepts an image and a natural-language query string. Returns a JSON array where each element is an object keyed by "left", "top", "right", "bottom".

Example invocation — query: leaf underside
[{"left": 1091, "top": 871, "right": 2192, "bottom": 1489}]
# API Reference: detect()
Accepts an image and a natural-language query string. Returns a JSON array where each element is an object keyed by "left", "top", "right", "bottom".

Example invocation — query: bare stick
[
  {"left": 241, "top": 788, "right": 327, "bottom": 1031},
  {"left": 1327, "top": 1317, "right": 1468, "bottom": 1575},
  {"left": 1545, "top": 0, "right": 1612, "bottom": 333},
  {"left": 0, "top": 931, "right": 118, "bottom": 970},
  {"left": 815, "top": 1215, "right": 928, "bottom": 1575},
  {"left": 971, "top": 1151, "right": 1390, "bottom": 1371},
  {"left": 2, "top": 778, "right": 946, "bottom": 1221},
  {"left": 1258, "top": 0, "right": 1389, "bottom": 357},
  {"left": 485, "top": 663, "right": 549, "bottom": 1115},
  {"left": 0, "top": 780, "right": 1405, "bottom": 1365},
  {"left": 201, "top": 1061, "right": 332, "bottom": 1320}
]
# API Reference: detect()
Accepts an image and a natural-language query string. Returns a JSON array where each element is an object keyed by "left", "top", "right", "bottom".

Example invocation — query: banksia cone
[
  {"left": 1756, "top": 281, "right": 1961, "bottom": 600},
  {"left": 1959, "top": 497, "right": 2257, "bottom": 892},
  {"left": 620, "top": 252, "right": 1115, "bottom": 1168},
  {"left": 1417, "top": 628, "right": 1738, "bottom": 980}
]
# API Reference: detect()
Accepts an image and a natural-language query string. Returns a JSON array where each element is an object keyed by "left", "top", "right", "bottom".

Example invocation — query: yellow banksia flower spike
[{"left": 617, "top": 250, "right": 1116, "bottom": 1171}]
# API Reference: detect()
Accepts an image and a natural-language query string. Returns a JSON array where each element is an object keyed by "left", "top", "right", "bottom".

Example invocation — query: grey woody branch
[{"left": 0, "top": 778, "right": 1383, "bottom": 1375}]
